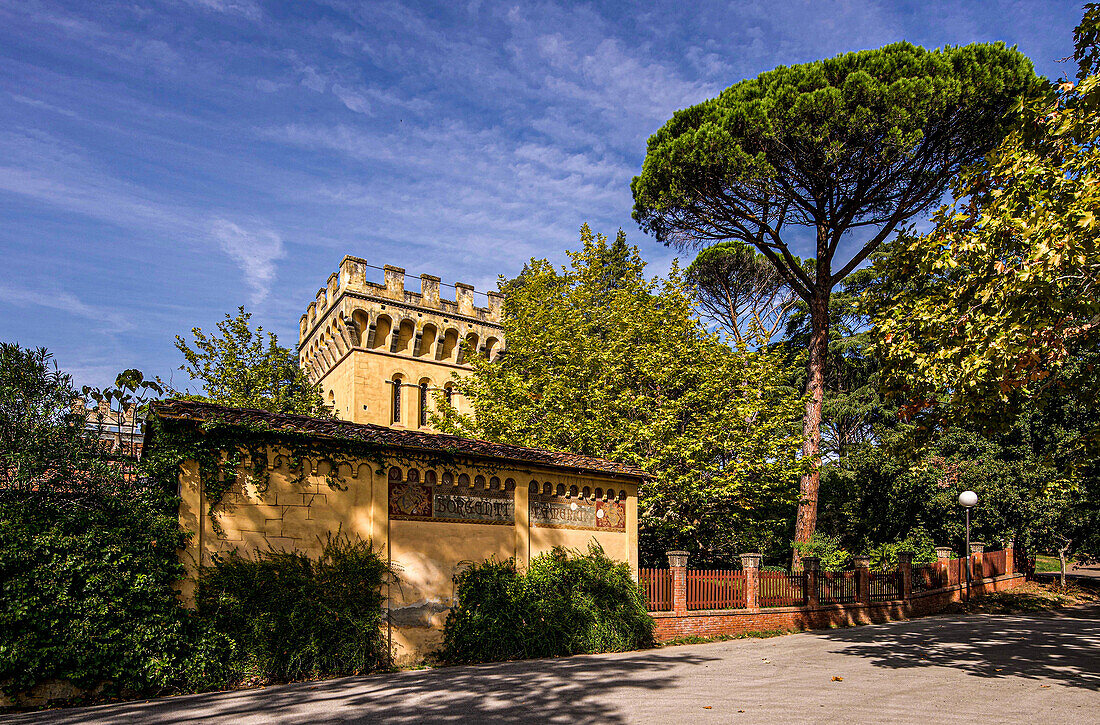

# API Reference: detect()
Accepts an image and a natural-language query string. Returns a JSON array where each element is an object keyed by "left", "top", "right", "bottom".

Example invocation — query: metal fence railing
[
  {"left": 911, "top": 565, "right": 944, "bottom": 594},
  {"left": 759, "top": 570, "right": 806, "bottom": 607},
  {"left": 818, "top": 571, "right": 857, "bottom": 604},
  {"left": 869, "top": 569, "right": 902, "bottom": 602},
  {"left": 686, "top": 569, "right": 746, "bottom": 610},
  {"left": 639, "top": 568, "right": 672, "bottom": 611}
]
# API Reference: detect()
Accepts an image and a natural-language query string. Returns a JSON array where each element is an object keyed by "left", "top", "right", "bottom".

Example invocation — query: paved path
[{"left": 7, "top": 606, "right": 1100, "bottom": 725}]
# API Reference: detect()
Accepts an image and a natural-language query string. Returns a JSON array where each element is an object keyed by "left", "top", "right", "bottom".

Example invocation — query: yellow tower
[{"left": 298, "top": 256, "right": 505, "bottom": 429}]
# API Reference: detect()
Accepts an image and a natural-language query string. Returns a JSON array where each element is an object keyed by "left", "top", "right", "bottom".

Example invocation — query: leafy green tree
[
  {"left": 873, "top": 46, "right": 1100, "bottom": 431},
  {"left": 170, "top": 307, "right": 329, "bottom": 417},
  {"left": 0, "top": 343, "right": 114, "bottom": 495},
  {"left": 631, "top": 41, "right": 1037, "bottom": 558},
  {"left": 440, "top": 226, "right": 805, "bottom": 565},
  {"left": 0, "top": 343, "right": 194, "bottom": 702},
  {"left": 685, "top": 241, "right": 798, "bottom": 344}
]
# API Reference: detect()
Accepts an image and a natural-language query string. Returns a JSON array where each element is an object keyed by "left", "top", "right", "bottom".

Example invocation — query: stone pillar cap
[
  {"left": 852, "top": 555, "right": 871, "bottom": 568},
  {"left": 935, "top": 546, "right": 953, "bottom": 559},
  {"left": 739, "top": 553, "right": 762, "bottom": 568},
  {"left": 801, "top": 556, "right": 821, "bottom": 570},
  {"left": 969, "top": 542, "right": 985, "bottom": 553},
  {"left": 666, "top": 551, "right": 689, "bottom": 568}
]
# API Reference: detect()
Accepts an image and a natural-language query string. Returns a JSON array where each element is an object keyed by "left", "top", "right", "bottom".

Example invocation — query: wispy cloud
[
  {"left": 210, "top": 219, "right": 285, "bottom": 303},
  {"left": 177, "top": 0, "right": 263, "bottom": 22},
  {"left": 0, "top": 284, "right": 133, "bottom": 333}
]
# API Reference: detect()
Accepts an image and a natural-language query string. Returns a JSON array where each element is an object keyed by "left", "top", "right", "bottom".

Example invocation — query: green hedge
[
  {"left": 0, "top": 487, "right": 193, "bottom": 701},
  {"left": 441, "top": 543, "right": 654, "bottom": 664},
  {"left": 196, "top": 534, "right": 393, "bottom": 683}
]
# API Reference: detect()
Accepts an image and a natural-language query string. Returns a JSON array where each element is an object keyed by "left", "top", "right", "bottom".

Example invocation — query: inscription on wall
[
  {"left": 530, "top": 497, "right": 626, "bottom": 532},
  {"left": 389, "top": 481, "right": 515, "bottom": 525}
]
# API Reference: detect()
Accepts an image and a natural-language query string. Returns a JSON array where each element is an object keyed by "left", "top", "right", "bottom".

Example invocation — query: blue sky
[{"left": 0, "top": 0, "right": 1085, "bottom": 389}]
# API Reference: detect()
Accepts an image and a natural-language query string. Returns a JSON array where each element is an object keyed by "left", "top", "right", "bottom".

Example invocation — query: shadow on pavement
[
  {"left": 817, "top": 604, "right": 1100, "bottom": 691},
  {"left": 12, "top": 647, "right": 719, "bottom": 725}
]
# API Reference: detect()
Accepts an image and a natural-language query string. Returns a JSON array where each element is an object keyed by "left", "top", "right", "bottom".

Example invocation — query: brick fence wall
[{"left": 648, "top": 545, "right": 1025, "bottom": 641}]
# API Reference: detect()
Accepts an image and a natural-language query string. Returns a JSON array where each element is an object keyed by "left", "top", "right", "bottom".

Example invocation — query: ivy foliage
[
  {"left": 169, "top": 307, "right": 330, "bottom": 418},
  {"left": 439, "top": 225, "right": 805, "bottom": 566},
  {"left": 441, "top": 543, "right": 653, "bottom": 664}
]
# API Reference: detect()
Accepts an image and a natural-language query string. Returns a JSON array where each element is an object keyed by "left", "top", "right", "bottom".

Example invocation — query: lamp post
[{"left": 959, "top": 490, "right": 978, "bottom": 602}]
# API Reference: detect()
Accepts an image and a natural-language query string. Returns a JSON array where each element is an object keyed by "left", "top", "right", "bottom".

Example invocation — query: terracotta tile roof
[{"left": 149, "top": 399, "right": 648, "bottom": 480}]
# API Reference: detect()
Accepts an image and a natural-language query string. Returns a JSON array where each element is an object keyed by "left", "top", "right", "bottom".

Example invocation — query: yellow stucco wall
[{"left": 177, "top": 447, "right": 640, "bottom": 665}]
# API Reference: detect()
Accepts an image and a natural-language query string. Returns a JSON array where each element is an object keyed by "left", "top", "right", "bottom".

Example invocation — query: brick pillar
[
  {"left": 935, "top": 546, "right": 953, "bottom": 587},
  {"left": 803, "top": 556, "right": 820, "bottom": 607},
  {"left": 1004, "top": 539, "right": 1015, "bottom": 576},
  {"left": 740, "top": 553, "right": 761, "bottom": 610},
  {"left": 667, "top": 551, "right": 688, "bottom": 615},
  {"left": 853, "top": 555, "right": 871, "bottom": 604},
  {"left": 970, "top": 542, "right": 985, "bottom": 581},
  {"left": 897, "top": 551, "right": 913, "bottom": 601}
]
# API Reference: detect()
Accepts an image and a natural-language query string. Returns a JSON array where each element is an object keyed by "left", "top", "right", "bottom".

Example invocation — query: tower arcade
[{"left": 298, "top": 256, "right": 505, "bottom": 429}]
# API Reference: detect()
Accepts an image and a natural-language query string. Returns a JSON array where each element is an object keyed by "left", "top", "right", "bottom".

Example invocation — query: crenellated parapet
[{"left": 298, "top": 256, "right": 506, "bottom": 384}]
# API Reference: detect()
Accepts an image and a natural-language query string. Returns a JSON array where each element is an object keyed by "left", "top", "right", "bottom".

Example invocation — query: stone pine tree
[{"left": 631, "top": 42, "right": 1037, "bottom": 561}]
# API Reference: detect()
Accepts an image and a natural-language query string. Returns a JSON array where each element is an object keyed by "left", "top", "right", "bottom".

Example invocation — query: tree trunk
[
  {"left": 1059, "top": 549, "right": 1068, "bottom": 589},
  {"left": 792, "top": 288, "right": 830, "bottom": 567}
]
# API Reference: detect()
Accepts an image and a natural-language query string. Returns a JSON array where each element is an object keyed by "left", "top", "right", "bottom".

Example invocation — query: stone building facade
[
  {"left": 154, "top": 400, "right": 643, "bottom": 665},
  {"left": 299, "top": 256, "right": 504, "bottom": 430}
]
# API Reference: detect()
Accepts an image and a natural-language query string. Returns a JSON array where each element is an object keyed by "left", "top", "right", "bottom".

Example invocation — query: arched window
[
  {"left": 391, "top": 374, "right": 403, "bottom": 423},
  {"left": 419, "top": 379, "right": 430, "bottom": 427}
]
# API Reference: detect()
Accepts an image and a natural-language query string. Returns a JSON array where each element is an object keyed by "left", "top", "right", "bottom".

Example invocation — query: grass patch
[
  {"left": 1033, "top": 554, "right": 1081, "bottom": 573},
  {"left": 657, "top": 629, "right": 791, "bottom": 647}
]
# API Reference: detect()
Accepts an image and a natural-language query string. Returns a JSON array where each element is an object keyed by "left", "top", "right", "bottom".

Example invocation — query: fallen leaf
[
  {"left": 832, "top": 676, "right": 844, "bottom": 682},
  {"left": 738, "top": 710, "right": 745, "bottom": 713},
  {"left": 703, "top": 706, "right": 712, "bottom": 709},
  {"left": 1040, "top": 685, "right": 1051, "bottom": 688}
]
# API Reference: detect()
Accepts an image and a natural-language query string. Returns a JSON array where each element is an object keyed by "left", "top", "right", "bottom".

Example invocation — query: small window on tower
[{"left": 391, "top": 374, "right": 403, "bottom": 423}]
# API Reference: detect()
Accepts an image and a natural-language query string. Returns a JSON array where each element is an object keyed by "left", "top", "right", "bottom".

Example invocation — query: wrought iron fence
[
  {"left": 686, "top": 569, "right": 746, "bottom": 610},
  {"left": 759, "top": 570, "right": 805, "bottom": 607},
  {"left": 639, "top": 568, "right": 672, "bottom": 611},
  {"left": 869, "top": 569, "right": 902, "bottom": 601},
  {"left": 818, "top": 571, "right": 857, "bottom": 604},
  {"left": 911, "top": 565, "right": 944, "bottom": 594}
]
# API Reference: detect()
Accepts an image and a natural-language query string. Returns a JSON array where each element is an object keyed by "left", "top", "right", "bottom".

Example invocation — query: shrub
[
  {"left": 0, "top": 486, "right": 192, "bottom": 702},
  {"left": 195, "top": 534, "right": 394, "bottom": 683},
  {"left": 441, "top": 542, "right": 654, "bottom": 664},
  {"left": 793, "top": 532, "right": 851, "bottom": 571},
  {"left": 868, "top": 528, "right": 939, "bottom": 572}
]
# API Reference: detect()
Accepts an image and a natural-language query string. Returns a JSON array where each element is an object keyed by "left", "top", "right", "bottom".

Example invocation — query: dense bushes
[
  {"left": 441, "top": 543, "right": 654, "bottom": 664},
  {"left": 196, "top": 535, "right": 394, "bottom": 683},
  {"left": 0, "top": 487, "right": 193, "bottom": 702}
]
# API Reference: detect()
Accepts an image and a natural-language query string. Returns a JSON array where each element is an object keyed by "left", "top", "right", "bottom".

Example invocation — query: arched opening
[
  {"left": 439, "top": 328, "right": 460, "bottom": 361},
  {"left": 391, "top": 373, "right": 404, "bottom": 423},
  {"left": 483, "top": 336, "right": 500, "bottom": 360},
  {"left": 373, "top": 315, "right": 393, "bottom": 350},
  {"left": 458, "top": 332, "right": 479, "bottom": 364},
  {"left": 351, "top": 310, "right": 371, "bottom": 347},
  {"left": 418, "top": 378, "right": 431, "bottom": 427},
  {"left": 418, "top": 323, "right": 438, "bottom": 358},
  {"left": 393, "top": 319, "right": 416, "bottom": 354}
]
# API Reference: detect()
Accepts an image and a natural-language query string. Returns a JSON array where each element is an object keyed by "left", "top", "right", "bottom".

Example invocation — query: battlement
[
  {"left": 301, "top": 256, "right": 503, "bottom": 341},
  {"left": 297, "top": 257, "right": 506, "bottom": 389}
]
